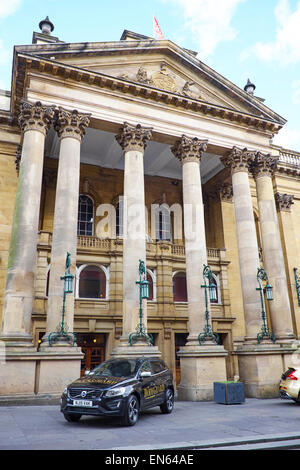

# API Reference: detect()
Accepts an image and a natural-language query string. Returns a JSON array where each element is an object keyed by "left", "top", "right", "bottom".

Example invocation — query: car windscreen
[{"left": 89, "top": 359, "right": 138, "bottom": 378}]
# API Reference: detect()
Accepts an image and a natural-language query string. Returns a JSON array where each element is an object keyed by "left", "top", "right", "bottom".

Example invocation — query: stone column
[
  {"left": 0, "top": 100, "right": 54, "bottom": 348},
  {"left": 111, "top": 122, "right": 160, "bottom": 358},
  {"left": 172, "top": 136, "right": 212, "bottom": 344},
  {"left": 42, "top": 107, "right": 90, "bottom": 346},
  {"left": 275, "top": 193, "right": 300, "bottom": 336},
  {"left": 222, "top": 147, "right": 262, "bottom": 341},
  {"left": 171, "top": 135, "right": 227, "bottom": 401},
  {"left": 251, "top": 153, "right": 294, "bottom": 341},
  {"left": 223, "top": 148, "right": 297, "bottom": 399}
]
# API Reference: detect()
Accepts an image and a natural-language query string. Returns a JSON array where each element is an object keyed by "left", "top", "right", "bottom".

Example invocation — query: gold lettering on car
[{"left": 144, "top": 384, "right": 165, "bottom": 399}]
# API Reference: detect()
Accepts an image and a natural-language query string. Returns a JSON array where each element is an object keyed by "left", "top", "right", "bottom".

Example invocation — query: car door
[
  {"left": 139, "top": 360, "right": 158, "bottom": 410},
  {"left": 149, "top": 359, "right": 167, "bottom": 405}
]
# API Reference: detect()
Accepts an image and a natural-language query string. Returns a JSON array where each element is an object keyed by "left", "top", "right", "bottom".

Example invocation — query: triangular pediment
[{"left": 14, "top": 30, "right": 286, "bottom": 126}]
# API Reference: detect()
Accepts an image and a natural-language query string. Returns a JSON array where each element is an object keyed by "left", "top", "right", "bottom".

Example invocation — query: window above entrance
[{"left": 76, "top": 264, "right": 109, "bottom": 299}]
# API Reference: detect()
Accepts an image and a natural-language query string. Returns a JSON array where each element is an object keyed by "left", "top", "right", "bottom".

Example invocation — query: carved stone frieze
[
  {"left": 250, "top": 152, "right": 278, "bottom": 179},
  {"left": 171, "top": 135, "right": 207, "bottom": 164},
  {"left": 150, "top": 63, "right": 178, "bottom": 93},
  {"left": 54, "top": 107, "right": 91, "bottom": 142},
  {"left": 275, "top": 192, "right": 294, "bottom": 211},
  {"left": 115, "top": 121, "right": 152, "bottom": 152},
  {"left": 221, "top": 146, "right": 254, "bottom": 174},
  {"left": 136, "top": 66, "right": 150, "bottom": 84},
  {"left": 18, "top": 100, "right": 55, "bottom": 136},
  {"left": 181, "top": 81, "right": 202, "bottom": 100}
]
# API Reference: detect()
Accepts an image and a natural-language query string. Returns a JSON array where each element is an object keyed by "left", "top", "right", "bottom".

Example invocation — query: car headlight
[
  {"left": 105, "top": 387, "right": 126, "bottom": 398},
  {"left": 63, "top": 387, "right": 68, "bottom": 397}
]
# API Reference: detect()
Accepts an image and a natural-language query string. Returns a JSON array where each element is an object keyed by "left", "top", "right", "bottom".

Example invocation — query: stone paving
[{"left": 0, "top": 397, "right": 300, "bottom": 450}]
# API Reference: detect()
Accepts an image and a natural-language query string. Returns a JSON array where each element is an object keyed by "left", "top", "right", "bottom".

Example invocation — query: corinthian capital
[
  {"left": 250, "top": 152, "right": 278, "bottom": 179},
  {"left": 275, "top": 192, "right": 294, "bottom": 211},
  {"left": 221, "top": 146, "right": 254, "bottom": 174},
  {"left": 171, "top": 135, "right": 208, "bottom": 164},
  {"left": 54, "top": 107, "right": 91, "bottom": 142},
  {"left": 18, "top": 100, "right": 55, "bottom": 136},
  {"left": 115, "top": 122, "right": 152, "bottom": 152}
]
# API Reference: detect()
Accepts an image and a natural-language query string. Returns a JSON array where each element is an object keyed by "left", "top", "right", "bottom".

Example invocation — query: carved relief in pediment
[
  {"left": 118, "top": 62, "right": 204, "bottom": 100},
  {"left": 181, "top": 81, "right": 202, "bottom": 100},
  {"left": 150, "top": 63, "right": 178, "bottom": 93}
]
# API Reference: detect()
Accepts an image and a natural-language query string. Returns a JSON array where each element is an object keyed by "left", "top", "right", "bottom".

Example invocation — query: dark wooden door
[{"left": 76, "top": 333, "right": 106, "bottom": 376}]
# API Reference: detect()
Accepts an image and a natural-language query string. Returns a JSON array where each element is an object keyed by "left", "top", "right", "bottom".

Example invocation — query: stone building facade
[{"left": 1, "top": 20, "right": 300, "bottom": 400}]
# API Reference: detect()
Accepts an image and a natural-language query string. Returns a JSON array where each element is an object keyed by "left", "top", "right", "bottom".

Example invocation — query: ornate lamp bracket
[
  {"left": 128, "top": 260, "right": 153, "bottom": 346},
  {"left": 256, "top": 267, "right": 276, "bottom": 344},
  {"left": 198, "top": 264, "right": 219, "bottom": 345},
  {"left": 48, "top": 252, "right": 76, "bottom": 347}
]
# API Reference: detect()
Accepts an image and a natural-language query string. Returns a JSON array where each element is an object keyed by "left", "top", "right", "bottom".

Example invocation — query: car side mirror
[{"left": 140, "top": 371, "right": 151, "bottom": 378}]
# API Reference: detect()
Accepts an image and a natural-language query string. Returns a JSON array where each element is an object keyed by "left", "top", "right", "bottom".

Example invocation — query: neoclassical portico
[{"left": 1, "top": 24, "right": 300, "bottom": 401}]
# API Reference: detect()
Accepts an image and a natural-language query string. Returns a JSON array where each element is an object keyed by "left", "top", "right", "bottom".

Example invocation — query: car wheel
[
  {"left": 63, "top": 413, "right": 82, "bottom": 422},
  {"left": 160, "top": 388, "right": 174, "bottom": 414},
  {"left": 122, "top": 395, "right": 139, "bottom": 426}
]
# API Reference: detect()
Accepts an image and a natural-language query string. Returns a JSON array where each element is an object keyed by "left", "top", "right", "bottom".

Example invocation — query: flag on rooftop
[{"left": 153, "top": 15, "right": 165, "bottom": 40}]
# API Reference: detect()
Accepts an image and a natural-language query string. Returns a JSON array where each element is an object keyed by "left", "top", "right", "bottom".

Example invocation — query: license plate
[{"left": 72, "top": 399, "right": 93, "bottom": 407}]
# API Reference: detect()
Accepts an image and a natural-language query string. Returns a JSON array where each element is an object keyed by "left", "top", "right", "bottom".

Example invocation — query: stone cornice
[
  {"left": 115, "top": 122, "right": 152, "bottom": 152},
  {"left": 171, "top": 135, "right": 207, "bottom": 164},
  {"left": 14, "top": 39, "right": 286, "bottom": 125},
  {"left": 10, "top": 53, "right": 283, "bottom": 136}
]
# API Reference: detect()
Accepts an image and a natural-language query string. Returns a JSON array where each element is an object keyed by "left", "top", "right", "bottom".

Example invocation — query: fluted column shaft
[
  {"left": 172, "top": 136, "right": 209, "bottom": 345},
  {"left": 0, "top": 101, "right": 54, "bottom": 346},
  {"left": 252, "top": 153, "right": 294, "bottom": 340},
  {"left": 43, "top": 108, "right": 90, "bottom": 344},
  {"left": 222, "top": 147, "right": 261, "bottom": 341},
  {"left": 115, "top": 122, "right": 152, "bottom": 342}
]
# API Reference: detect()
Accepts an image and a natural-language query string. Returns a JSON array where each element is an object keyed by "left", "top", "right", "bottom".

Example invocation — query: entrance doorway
[
  {"left": 175, "top": 333, "right": 188, "bottom": 385},
  {"left": 76, "top": 333, "right": 106, "bottom": 376}
]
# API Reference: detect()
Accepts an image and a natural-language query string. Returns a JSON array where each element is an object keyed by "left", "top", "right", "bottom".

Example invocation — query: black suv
[{"left": 61, "top": 356, "right": 174, "bottom": 426}]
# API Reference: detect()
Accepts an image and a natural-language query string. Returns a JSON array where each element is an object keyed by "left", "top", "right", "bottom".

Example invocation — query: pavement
[{"left": 1, "top": 397, "right": 300, "bottom": 451}]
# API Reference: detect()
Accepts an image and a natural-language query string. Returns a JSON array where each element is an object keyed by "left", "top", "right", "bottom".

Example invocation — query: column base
[
  {"left": 176, "top": 344, "right": 228, "bottom": 401},
  {"left": 0, "top": 347, "right": 84, "bottom": 397},
  {"left": 236, "top": 341, "right": 300, "bottom": 398},
  {"left": 0, "top": 333, "right": 35, "bottom": 349}
]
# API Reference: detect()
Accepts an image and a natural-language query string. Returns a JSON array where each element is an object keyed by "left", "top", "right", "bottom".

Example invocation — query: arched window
[
  {"left": 146, "top": 269, "right": 156, "bottom": 301},
  {"left": 78, "top": 195, "right": 94, "bottom": 236},
  {"left": 155, "top": 204, "right": 172, "bottom": 241},
  {"left": 173, "top": 271, "right": 187, "bottom": 302},
  {"left": 210, "top": 275, "right": 218, "bottom": 304},
  {"left": 77, "top": 265, "right": 108, "bottom": 299},
  {"left": 210, "top": 273, "right": 221, "bottom": 304}
]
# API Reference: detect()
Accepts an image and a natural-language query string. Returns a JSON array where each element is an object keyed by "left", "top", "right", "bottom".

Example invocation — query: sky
[{"left": 0, "top": 0, "right": 299, "bottom": 151}]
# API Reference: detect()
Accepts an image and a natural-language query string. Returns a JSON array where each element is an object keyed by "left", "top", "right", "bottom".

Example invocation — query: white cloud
[
  {"left": 161, "top": 0, "right": 245, "bottom": 59},
  {"left": 273, "top": 126, "right": 300, "bottom": 151},
  {"left": 247, "top": 0, "right": 300, "bottom": 64},
  {"left": 0, "top": 0, "right": 22, "bottom": 18}
]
